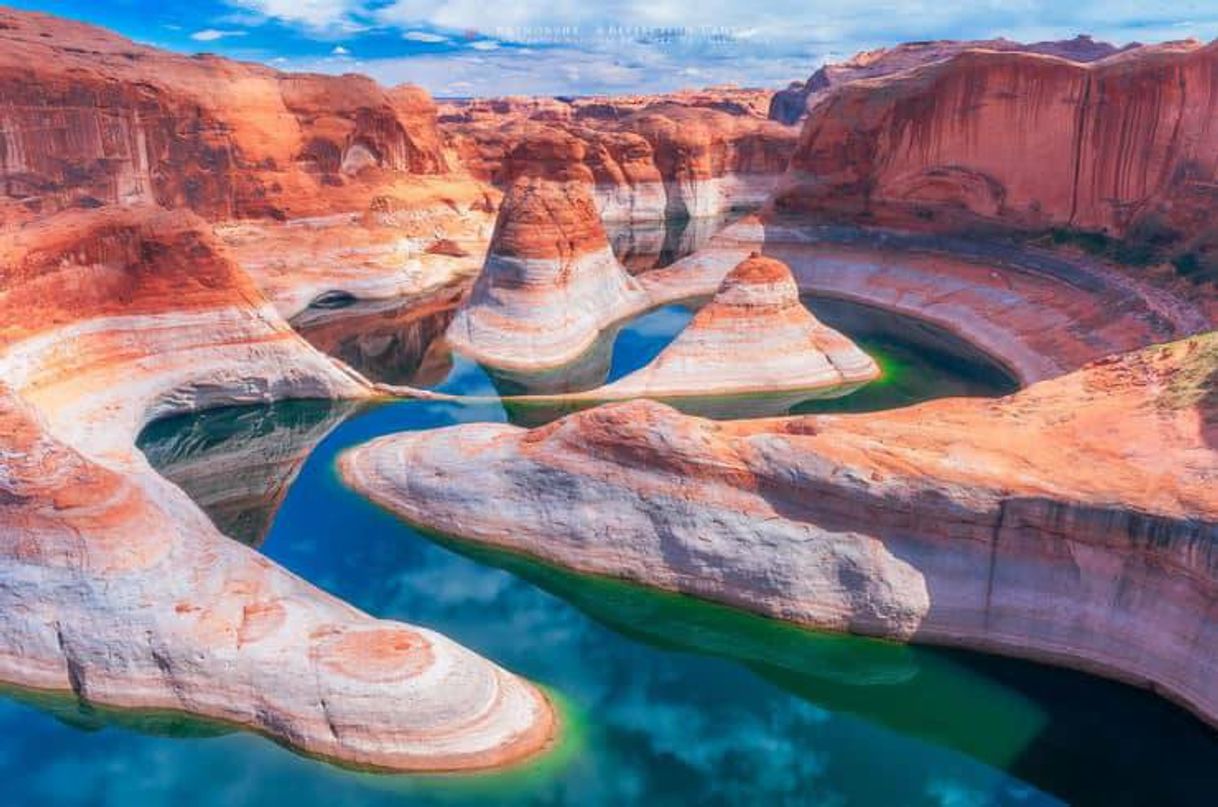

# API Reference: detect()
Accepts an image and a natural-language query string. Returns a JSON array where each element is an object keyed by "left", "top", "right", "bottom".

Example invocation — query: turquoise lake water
[{"left": 6, "top": 298, "right": 1215, "bottom": 805}]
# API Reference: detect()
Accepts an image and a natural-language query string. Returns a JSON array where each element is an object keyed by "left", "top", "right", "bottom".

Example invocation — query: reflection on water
[
  {"left": 793, "top": 295, "right": 1020, "bottom": 413},
  {"left": 297, "top": 292, "right": 1018, "bottom": 422},
  {"left": 606, "top": 212, "right": 742, "bottom": 274},
  {"left": 16, "top": 295, "right": 1214, "bottom": 806},
  {"left": 138, "top": 401, "right": 354, "bottom": 546},
  {"left": 292, "top": 289, "right": 461, "bottom": 387}
]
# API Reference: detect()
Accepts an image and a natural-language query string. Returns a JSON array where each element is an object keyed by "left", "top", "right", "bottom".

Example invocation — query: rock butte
[
  {"left": 577, "top": 254, "right": 879, "bottom": 410},
  {"left": 446, "top": 132, "right": 648, "bottom": 370},
  {"left": 342, "top": 333, "right": 1218, "bottom": 728},
  {"left": 0, "top": 206, "right": 554, "bottom": 770}
]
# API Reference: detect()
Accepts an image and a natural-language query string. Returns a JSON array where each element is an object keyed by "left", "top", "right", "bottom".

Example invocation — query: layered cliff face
[
  {"left": 441, "top": 97, "right": 798, "bottom": 223},
  {"left": 596, "top": 254, "right": 878, "bottom": 403},
  {"left": 0, "top": 207, "right": 555, "bottom": 770},
  {"left": 774, "top": 41, "right": 1218, "bottom": 274},
  {"left": 768, "top": 35, "right": 1126, "bottom": 124},
  {"left": 343, "top": 331, "right": 1218, "bottom": 728},
  {"left": 446, "top": 132, "right": 646, "bottom": 370},
  {"left": 0, "top": 9, "right": 447, "bottom": 225},
  {"left": 0, "top": 8, "right": 496, "bottom": 326}
]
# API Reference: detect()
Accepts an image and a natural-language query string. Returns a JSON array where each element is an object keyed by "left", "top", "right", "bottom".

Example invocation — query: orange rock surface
[
  {"left": 768, "top": 35, "right": 1126, "bottom": 124},
  {"left": 440, "top": 95, "right": 798, "bottom": 221},
  {"left": 774, "top": 40, "right": 1218, "bottom": 272},
  {"left": 590, "top": 254, "right": 879, "bottom": 409},
  {"left": 0, "top": 9, "right": 446, "bottom": 224},
  {"left": 446, "top": 133, "right": 646, "bottom": 370}
]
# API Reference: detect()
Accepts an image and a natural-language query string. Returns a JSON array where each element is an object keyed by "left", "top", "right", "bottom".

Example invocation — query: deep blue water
[{"left": 6, "top": 300, "right": 1216, "bottom": 806}]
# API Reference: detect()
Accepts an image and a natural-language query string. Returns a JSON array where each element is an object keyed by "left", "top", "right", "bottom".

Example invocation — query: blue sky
[{"left": 9, "top": 1, "right": 1217, "bottom": 96}]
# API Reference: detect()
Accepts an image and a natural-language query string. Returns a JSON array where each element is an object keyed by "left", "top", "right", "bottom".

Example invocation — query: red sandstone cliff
[
  {"left": 768, "top": 35, "right": 1127, "bottom": 124},
  {"left": 773, "top": 40, "right": 1218, "bottom": 274},
  {"left": 0, "top": 9, "right": 447, "bottom": 224}
]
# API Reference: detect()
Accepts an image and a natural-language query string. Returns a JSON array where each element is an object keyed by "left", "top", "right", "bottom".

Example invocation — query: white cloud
[
  {"left": 331, "top": 44, "right": 350, "bottom": 54},
  {"left": 190, "top": 29, "right": 248, "bottom": 42},
  {"left": 404, "top": 30, "right": 448, "bottom": 43},
  {"left": 222, "top": 0, "right": 1218, "bottom": 96},
  {"left": 226, "top": 0, "right": 362, "bottom": 30}
]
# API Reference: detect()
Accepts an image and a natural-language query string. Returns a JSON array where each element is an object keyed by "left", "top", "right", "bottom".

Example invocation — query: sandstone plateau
[
  {"left": 342, "top": 332, "right": 1218, "bottom": 729},
  {"left": 0, "top": 206, "right": 554, "bottom": 770}
]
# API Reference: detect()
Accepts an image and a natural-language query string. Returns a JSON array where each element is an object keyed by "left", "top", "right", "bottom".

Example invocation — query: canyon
[{"left": 5, "top": 3, "right": 1218, "bottom": 797}]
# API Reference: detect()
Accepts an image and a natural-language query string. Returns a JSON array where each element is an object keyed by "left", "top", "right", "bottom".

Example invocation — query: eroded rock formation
[
  {"left": 343, "top": 332, "right": 1218, "bottom": 728},
  {"left": 0, "top": 206, "right": 554, "bottom": 770},
  {"left": 594, "top": 253, "right": 878, "bottom": 403},
  {"left": 441, "top": 95, "right": 797, "bottom": 222},
  {"left": 446, "top": 132, "right": 646, "bottom": 370}
]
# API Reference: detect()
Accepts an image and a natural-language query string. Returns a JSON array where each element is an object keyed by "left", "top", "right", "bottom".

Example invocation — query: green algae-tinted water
[{"left": 11, "top": 301, "right": 1217, "bottom": 805}]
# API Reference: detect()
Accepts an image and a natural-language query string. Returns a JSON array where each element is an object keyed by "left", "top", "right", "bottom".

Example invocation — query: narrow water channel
[{"left": 3, "top": 297, "right": 1213, "bottom": 806}]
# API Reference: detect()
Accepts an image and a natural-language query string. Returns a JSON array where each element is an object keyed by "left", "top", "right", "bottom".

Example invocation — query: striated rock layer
[
  {"left": 343, "top": 332, "right": 1218, "bottom": 729},
  {"left": 441, "top": 96, "right": 797, "bottom": 223},
  {"left": 0, "top": 8, "right": 499, "bottom": 329},
  {"left": 446, "top": 133, "right": 646, "bottom": 370},
  {"left": 594, "top": 253, "right": 879, "bottom": 402},
  {"left": 617, "top": 216, "right": 1210, "bottom": 386},
  {"left": 0, "top": 207, "right": 554, "bottom": 770},
  {"left": 768, "top": 35, "right": 1126, "bottom": 124},
  {"left": 0, "top": 9, "right": 446, "bottom": 224},
  {"left": 774, "top": 40, "right": 1218, "bottom": 272}
]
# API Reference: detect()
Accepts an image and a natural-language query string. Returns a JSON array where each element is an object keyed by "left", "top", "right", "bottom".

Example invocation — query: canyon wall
[
  {"left": 774, "top": 41, "right": 1218, "bottom": 274},
  {"left": 768, "top": 35, "right": 1125, "bottom": 124},
  {"left": 0, "top": 9, "right": 447, "bottom": 224},
  {"left": 441, "top": 96, "right": 798, "bottom": 222}
]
